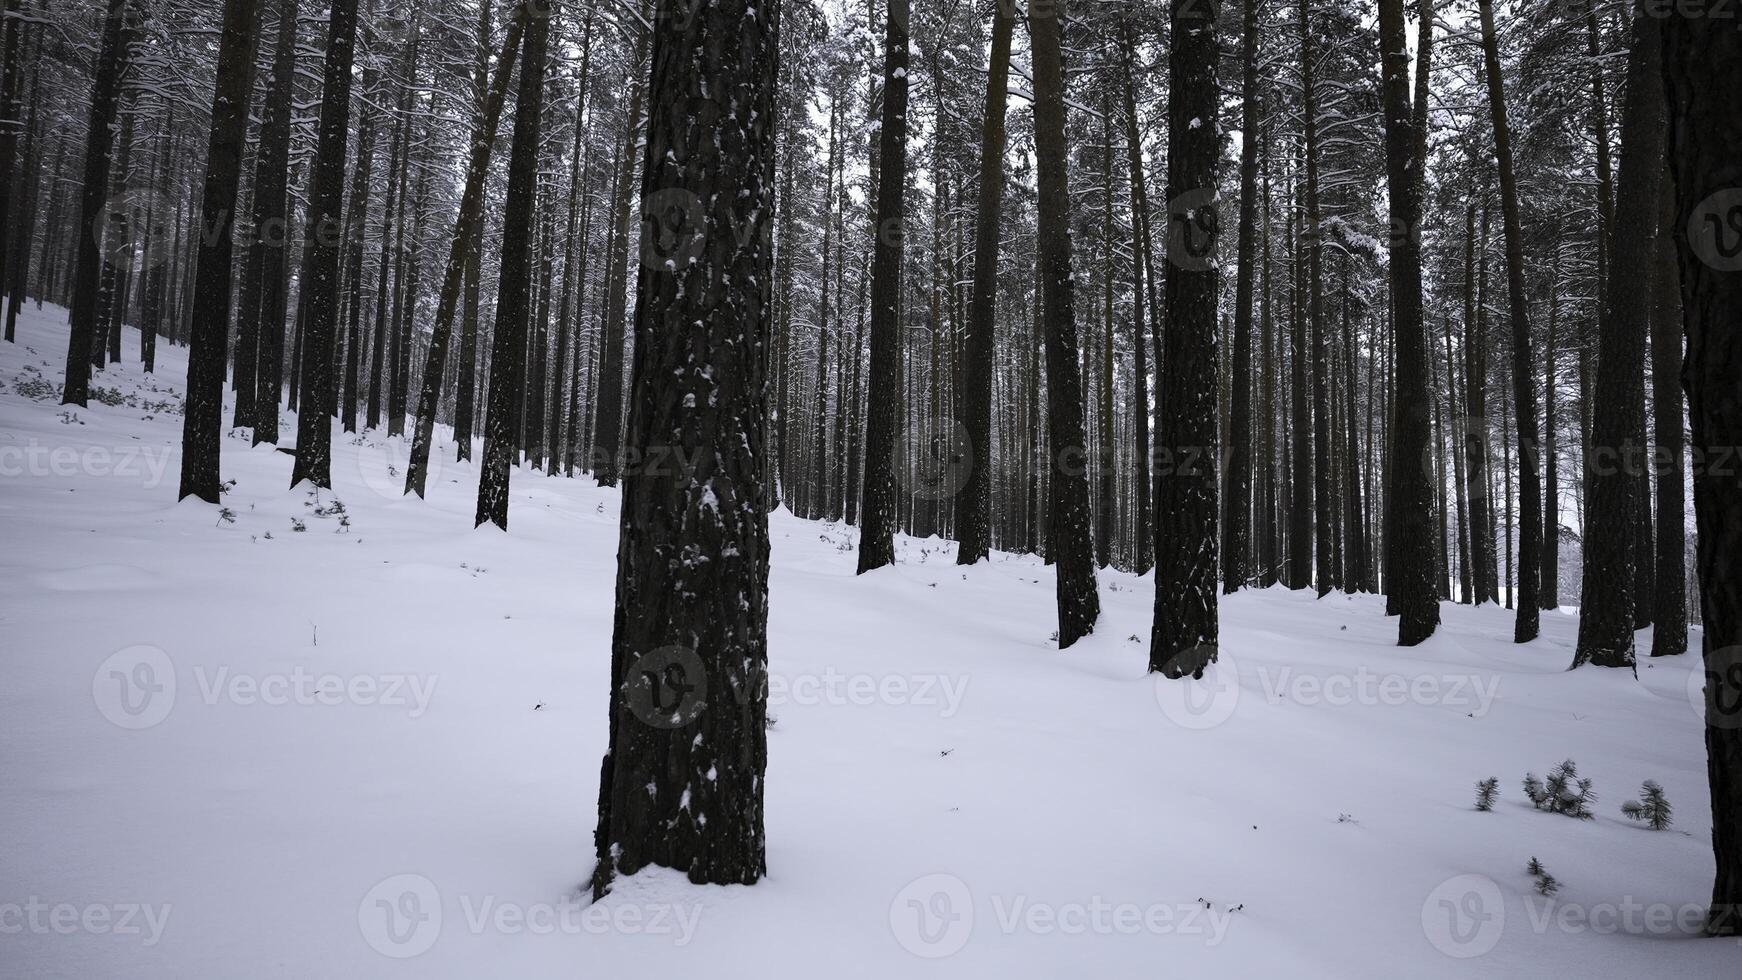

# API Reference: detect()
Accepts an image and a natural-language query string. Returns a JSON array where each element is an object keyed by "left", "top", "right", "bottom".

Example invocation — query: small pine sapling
[
  {"left": 1526, "top": 857, "right": 1560, "bottom": 897},
  {"left": 1475, "top": 777, "right": 1500, "bottom": 811},
  {"left": 1527, "top": 759, "right": 1595, "bottom": 818},
  {"left": 1621, "top": 780, "right": 1673, "bottom": 830}
]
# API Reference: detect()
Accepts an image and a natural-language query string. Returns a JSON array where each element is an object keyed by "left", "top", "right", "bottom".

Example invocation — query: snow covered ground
[{"left": 2, "top": 304, "right": 1736, "bottom": 978}]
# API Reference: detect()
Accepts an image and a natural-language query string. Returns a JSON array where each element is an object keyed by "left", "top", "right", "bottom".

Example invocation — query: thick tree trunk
[
  {"left": 1661, "top": 5, "right": 1742, "bottom": 933},
  {"left": 1223, "top": 0, "right": 1258, "bottom": 593},
  {"left": 1378, "top": 0, "right": 1439, "bottom": 645},
  {"left": 287, "top": 0, "right": 361, "bottom": 489},
  {"left": 177, "top": 0, "right": 261, "bottom": 502},
  {"left": 1573, "top": 5, "right": 1664, "bottom": 668},
  {"left": 1650, "top": 172, "right": 1686, "bottom": 658},
  {"left": 1028, "top": 0, "right": 1099, "bottom": 647},
  {"left": 1151, "top": 0, "right": 1220, "bottom": 675},
  {"left": 474, "top": 2, "right": 550, "bottom": 529},
  {"left": 855, "top": 0, "right": 909, "bottom": 574},
  {"left": 954, "top": 0, "right": 1012, "bottom": 565},
  {"left": 60, "top": 0, "right": 131, "bottom": 407},
  {"left": 243, "top": 0, "right": 298, "bottom": 444},
  {"left": 590, "top": 0, "right": 776, "bottom": 896}
]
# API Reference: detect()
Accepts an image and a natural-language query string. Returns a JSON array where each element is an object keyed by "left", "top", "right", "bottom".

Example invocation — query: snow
[{"left": 1, "top": 304, "right": 1736, "bottom": 977}]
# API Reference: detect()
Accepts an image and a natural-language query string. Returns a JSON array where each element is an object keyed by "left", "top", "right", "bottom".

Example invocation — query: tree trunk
[
  {"left": 590, "top": 0, "right": 775, "bottom": 896},
  {"left": 287, "top": 0, "right": 361, "bottom": 489},
  {"left": 1223, "top": 0, "right": 1258, "bottom": 593},
  {"left": 177, "top": 0, "right": 261, "bottom": 502},
  {"left": 855, "top": 0, "right": 909, "bottom": 574},
  {"left": 1150, "top": 0, "right": 1220, "bottom": 675},
  {"left": 1378, "top": 0, "right": 1439, "bottom": 645},
  {"left": 1476, "top": 0, "right": 1542, "bottom": 641},
  {"left": 1028, "top": 0, "right": 1099, "bottom": 647},
  {"left": 1661, "top": 7, "right": 1742, "bottom": 932},
  {"left": 1572, "top": 5, "right": 1664, "bottom": 668},
  {"left": 474, "top": 1, "right": 549, "bottom": 529},
  {"left": 1650, "top": 171, "right": 1686, "bottom": 658},
  {"left": 404, "top": 8, "right": 525, "bottom": 498},
  {"left": 954, "top": 0, "right": 1012, "bottom": 565},
  {"left": 60, "top": 0, "right": 132, "bottom": 407}
]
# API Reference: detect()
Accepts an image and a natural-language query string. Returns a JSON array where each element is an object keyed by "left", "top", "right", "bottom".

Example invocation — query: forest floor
[{"left": 1, "top": 303, "right": 1736, "bottom": 978}]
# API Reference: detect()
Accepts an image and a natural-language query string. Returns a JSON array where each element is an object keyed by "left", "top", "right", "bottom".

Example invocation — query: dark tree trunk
[
  {"left": 61, "top": 0, "right": 131, "bottom": 407},
  {"left": 453, "top": 0, "right": 493, "bottom": 464},
  {"left": 954, "top": 0, "right": 1012, "bottom": 566},
  {"left": 1223, "top": 0, "right": 1258, "bottom": 593},
  {"left": 855, "top": 0, "right": 909, "bottom": 574},
  {"left": 1028, "top": 0, "right": 1099, "bottom": 647},
  {"left": 176, "top": 0, "right": 261, "bottom": 502},
  {"left": 1540, "top": 244, "right": 1560, "bottom": 609},
  {"left": 1573, "top": 5, "right": 1664, "bottom": 668},
  {"left": 1650, "top": 172, "right": 1686, "bottom": 658},
  {"left": 589, "top": 0, "right": 776, "bottom": 896},
  {"left": 1378, "top": 0, "right": 1439, "bottom": 645},
  {"left": 474, "top": 2, "right": 550, "bottom": 529},
  {"left": 404, "top": 8, "right": 525, "bottom": 498},
  {"left": 1301, "top": 0, "right": 1333, "bottom": 597},
  {"left": 243, "top": 0, "right": 298, "bottom": 443},
  {"left": 591, "top": 25, "right": 652, "bottom": 488},
  {"left": 287, "top": 0, "right": 360, "bottom": 488},
  {"left": 1476, "top": 0, "right": 1542, "bottom": 641},
  {"left": 1661, "top": 5, "right": 1742, "bottom": 933},
  {"left": 1151, "top": 0, "right": 1220, "bottom": 675},
  {"left": 1118, "top": 18, "right": 1155, "bottom": 576}
]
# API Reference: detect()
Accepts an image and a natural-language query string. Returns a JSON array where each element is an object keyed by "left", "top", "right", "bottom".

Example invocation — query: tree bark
[
  {"left": 1661, "top": 4, "right": 1742, "bottom": 933},
  {"left": 1378, "top": 0, "right": 1439, "bottom": 645},
  {"left": 590, "top": 0, "right": 776, "bottom": 896},
  {"left": 474, "top": 1, "right": 550, "bottom": 529},
  {"left": 177, "top": 0, "right": 261, "bottom": 502},
  {"left": 1573, "top": 5, "right": 1664, "bottom": 668},
  {"left": 1028, "top": 0, "right": 1099, "bottom": 647},
  {"left": 1151, "top": 0, "right": 1220, "bottom": 675},
  {"left": 1475, "top": 0, "right": 1541, "bottom": 641},
  {"left": 288, "top": 0, "right": 362, "bottom": 489}
]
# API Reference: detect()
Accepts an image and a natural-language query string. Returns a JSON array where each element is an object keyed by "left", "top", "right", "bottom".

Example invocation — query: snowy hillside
[{"left": 1, "top": 305, "right": 1733, "bottom": 978}]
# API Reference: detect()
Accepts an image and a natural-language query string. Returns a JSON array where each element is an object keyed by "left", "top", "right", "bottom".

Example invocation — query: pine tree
[
  {"left": 1662, "top": 6, "right": 1742, "bottom": 936},
  {"left": 855, "top": 0, "right": 909, "bottom": 574},
  {"left": 475, "top": 1, "right": 551, "bottom": 529},
  {"left": 590, "top": 0, "right": 776, "bottom": 896},
  {"left": 177, "top": 0, "right": 262, "bottom": 502},
  {"left": 953, "top": 0, "right": 1013, "bottom": 567},
  {"left": 1151, "top": 0, "right": 1220, "bottom": 674},
  {"left": 1027, "top": 0, "right": 1098, "bottom": 647},
  {"left": 288, "top": 0, "right": 362, "bottom": 489},
  {"left": 1377, "top": 0, "right": 1438, "bottom": 645}
]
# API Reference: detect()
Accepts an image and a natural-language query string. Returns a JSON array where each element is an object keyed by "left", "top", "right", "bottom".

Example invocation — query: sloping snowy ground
[{"left": 1, "top": 304, "right": 1736, "bottom": 979}]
